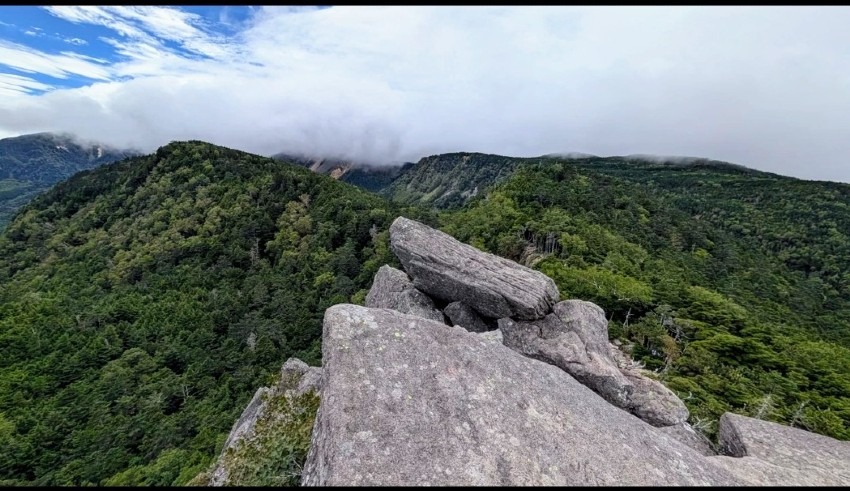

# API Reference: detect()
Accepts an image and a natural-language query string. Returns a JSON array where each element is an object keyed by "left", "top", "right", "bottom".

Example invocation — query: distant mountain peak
[
  {"left": 0, "top": 132, "right": 139, "bottom": 229},
  {"left": 271, "top": 152, "right": 409, "bottom": 192},
  {"left": 272, "top": 153, "right": 358, "bottom": 179}
]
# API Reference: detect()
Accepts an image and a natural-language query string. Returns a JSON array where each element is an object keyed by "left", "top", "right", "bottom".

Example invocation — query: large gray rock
[
  {"left": 389, "top": 217, "right": 559, "bottom": 320},
  {"left": 499, "top": 300, "right": 688, "bottom": 426},
  {"left": 499, "top": 304, "right": 632, "bottom": 409},
  {"left": 708, "top": 455, "right": 844, "bottom": 486},
  {"left": 365, "top": 264, "right": 445, "bottom": 323},
  {"left": 444, "top": 301, "right": 491, "bottom": 333},
  {"left": 716, "top": 412, "right": 850, "bottom": 484},
  {"left": 621, "top": 371, "right": 689, "bottom": 426},
  {"left": 301, "top": 304, "right": 744, "bottom": 486}
]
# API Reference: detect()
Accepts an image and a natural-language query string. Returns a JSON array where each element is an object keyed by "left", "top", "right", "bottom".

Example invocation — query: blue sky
[
  {"left": 1, "top": 6, "right": 850, "bottom": 182},
  {"left": 0, "top": 6, "right": 266, "bottom": 93}
]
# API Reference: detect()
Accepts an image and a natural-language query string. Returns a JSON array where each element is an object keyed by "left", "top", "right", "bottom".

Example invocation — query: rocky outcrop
[
  {"left": 202, "top": 357, "right": 322, "bottom": 487},
  {"left": 301, "top": 304, "right": 744, "bottom": 486},
  {"left": 389, "top": 217, "right": 559, "bottom": 320},
  {"left": 713, "top": 412, "right": 850, "bottom": 485},
  {"left": 365, "top": 265, "right": 445, "bottom": 323},
  {"left": 208, "top": 215, "right": 850, "bottom": 487},
  {"left": 216, "top": 387, "right": 272, "bottom": 465},
  {"left": 499, "top": 309, "right": 631, "bottom": 408},
  {"left": 382, "top": 218, "right": 686, "bottom": 427},
  {"left": 444, "top": 301, "right": 491, "bottom": 333},
  {"left": 500, "top": 300, "right": 687, "bottom": 426}
]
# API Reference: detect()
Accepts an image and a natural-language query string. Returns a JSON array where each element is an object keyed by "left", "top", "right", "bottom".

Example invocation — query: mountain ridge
[
  {"left": 2, "top": 138, "right": 849, "bottom": 486},
  {"left": 0, "top": 140, "right": 418, "bottom": 486},
  {"left": 0, "top": 132, "right": 139, "bottom": 229}
]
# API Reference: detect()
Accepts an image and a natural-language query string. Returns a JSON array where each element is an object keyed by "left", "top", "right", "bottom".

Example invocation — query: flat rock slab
[
  {"left": 301, "top": 304, "right": 744, "bottom": 486},
  {"left": 708, "top": 455, "right": 844, "bottom": 486},
  {"left": 389, "top": 217, "right": 559, "bottom": 320},
  {"left": 718, "top": 412, "right": 850, "bottom": 484},
  {"left": 365, "top": 264, "right": 445, "bottom": 323}
]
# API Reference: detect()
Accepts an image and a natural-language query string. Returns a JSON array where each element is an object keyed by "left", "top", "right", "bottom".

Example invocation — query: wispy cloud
[
  {"left": 0, "top": 72, "right": 54, "bottom": 96},
  {"left": 0, "top": 40, "right": 110, "bottom": 80},
  {"left": 63, "top": 37, "right": 87, "bottom": 46},
  {"left": 2, "top": 6, "right": 850, "bottom": 182},
  {"left": 44, "top": 6, "right": 241, "bottom": 64}
]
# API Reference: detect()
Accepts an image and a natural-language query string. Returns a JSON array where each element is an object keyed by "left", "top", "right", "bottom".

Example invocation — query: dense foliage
[
  {"left": 0, "top": 133, "right": 136, "bottom": 229},
  {"left": 382, "top": 152, "right": 531, "bottom": 208},
  {"left": 2, "top": 142, "right": 849, "bottom": 485},
  {"left": 0, "top": 141, "right": 425, "bottom": 485},
  {"left": 437, "top": 158, "right": 850, "bottom": 440}
]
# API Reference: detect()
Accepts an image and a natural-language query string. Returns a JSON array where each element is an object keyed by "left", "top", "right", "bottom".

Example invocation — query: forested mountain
[
  {"left": 1, "top": 142, "right": 849, "bottom": 486},
  {"left": 309, "top": 149, "right": 850, "bottom": 437},
  {"left": 0, "top": 133, "right": 138, "bottom": 229},
  {"left": 381, "top": 152, "right": 534, "bottom": 208},
  {"left": 435, "top": 158, "right": 850, "bottom": 440},
  {"left": 0, "top": 141, "right": 430, "bottom": 485}
]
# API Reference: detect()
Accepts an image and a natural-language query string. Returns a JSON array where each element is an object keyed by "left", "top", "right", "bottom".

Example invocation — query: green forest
[
  {"left": 437, "top": 158, "right": 850, "bottom": 441},
  {"left": 0, "top": 141, "right": 429, "bottom": 485},
  {"left": 1, "top": 142, "right": 849, "bottom": 485}
]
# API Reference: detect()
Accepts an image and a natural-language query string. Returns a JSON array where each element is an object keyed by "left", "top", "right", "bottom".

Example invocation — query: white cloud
[
  {"left": 64, "top": 37, "right": 88, "bottom": 46},
  {"left": 0, "top": 40, "right": 111, "bottom": 80},
  {"left": 0, "top": 72, "right": 54, "bottom": 96},
  {"left": 42, "top": 6, "right": 151, "bottom": 40},
  {"left": 2, "top": 6, "right": 850, "bottom": 182},
  {"left": 44, "top": 6, "right": 240, "bottom": 63}
]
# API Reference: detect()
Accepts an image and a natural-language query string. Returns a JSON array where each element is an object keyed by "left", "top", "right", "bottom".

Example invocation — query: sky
[{"left": 1, "top": 6, "right": 849, "bottom": 182}]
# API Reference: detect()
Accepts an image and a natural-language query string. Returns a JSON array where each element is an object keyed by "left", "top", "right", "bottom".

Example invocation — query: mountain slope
[
  {"left": 272, "top": 153, "right": 409, "bottom": 193},
  {"left": 3, "top": 142, "right": 849, "bottom": 485},
  {"left": 376, "top": 153, "right": 850, "bottom": 317},
  {"left": 0, "top": 141, "right": 420, "bottom": 486},
  {"left": 436, "top": 158, "right": 850, "bottom": 440},
  {"left": 0, "top": 133, "right": 138, "bottom": 229},
  {"left": 297, "top": 148, "right": 850, "bottom": 439},
  {"left": 380, "top": 152, "right": 533, "bottom": 208}
]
